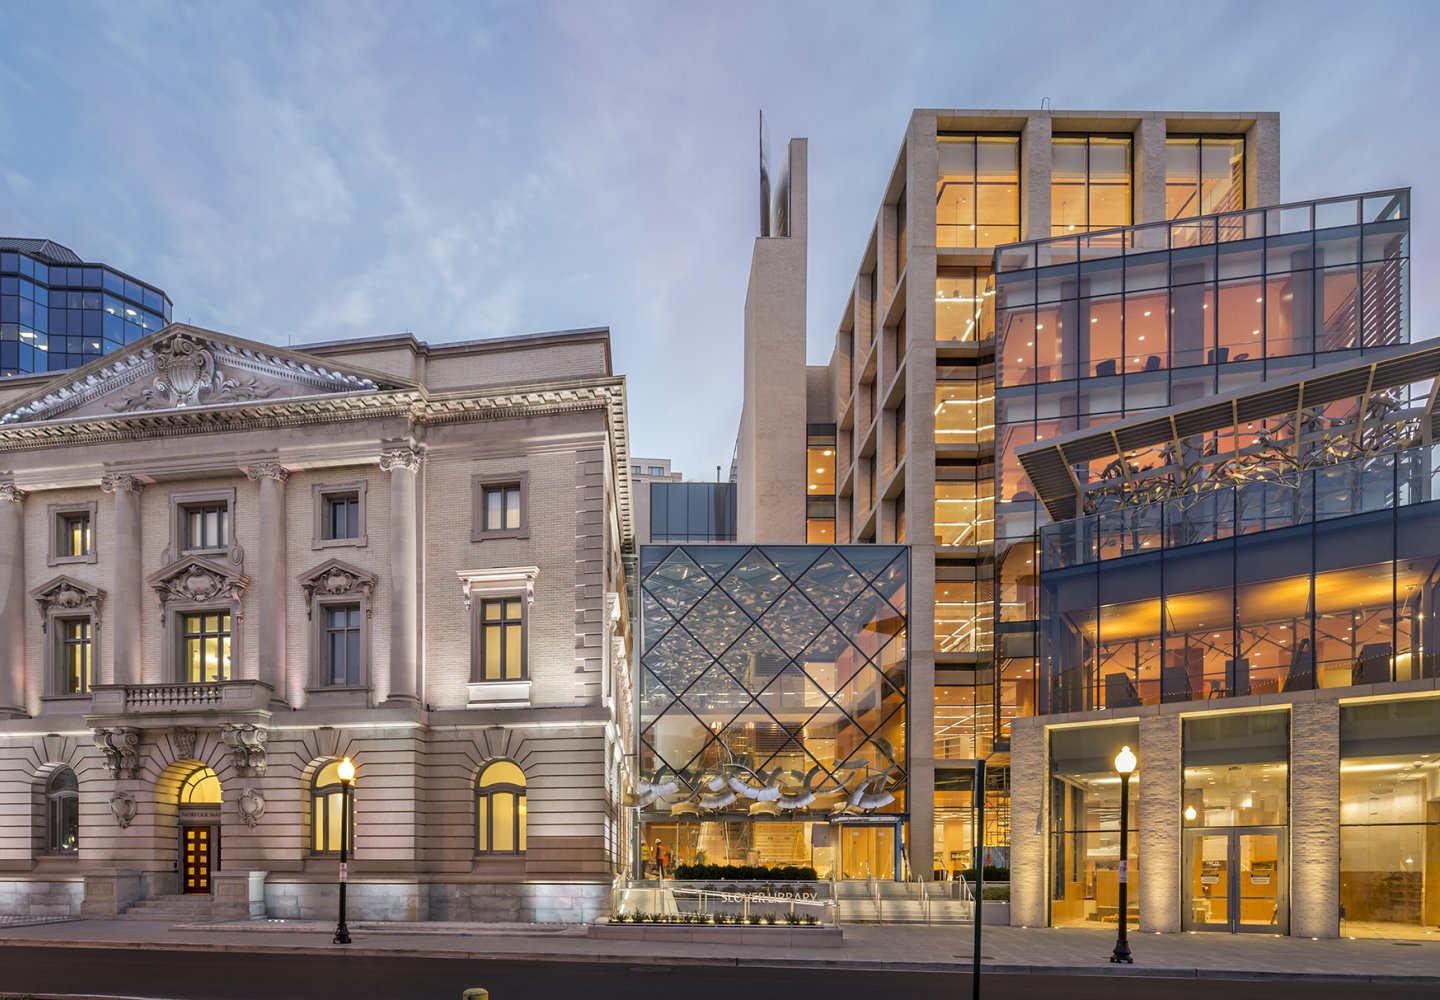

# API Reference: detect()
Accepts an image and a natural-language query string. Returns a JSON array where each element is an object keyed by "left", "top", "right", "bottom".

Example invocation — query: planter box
[
  {"left": 592, "top": 922, "right": 842, "bottom": 948},
  {"left": 982, "top": 900, "right": 1011, "bottom": 924}
]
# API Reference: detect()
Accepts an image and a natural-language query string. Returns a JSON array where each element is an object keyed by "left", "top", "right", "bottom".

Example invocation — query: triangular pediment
[
  {"left": 147, "top": 554, "right": 251, "bottom": 619},
  {"left": 0, "top": 324, "right": 418, "bottom": 426}
]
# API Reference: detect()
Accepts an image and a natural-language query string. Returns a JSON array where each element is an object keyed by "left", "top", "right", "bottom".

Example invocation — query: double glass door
[
  {"left": 1184, "top": 827, "right": 1286, "bottom": 932},
  {"left": 839, "top": 823, "right": 897, "bottom": 880}
]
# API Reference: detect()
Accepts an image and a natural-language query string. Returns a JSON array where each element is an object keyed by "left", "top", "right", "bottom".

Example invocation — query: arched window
[
  {"left": 476, "top": 760, "right": 526, "bottom": 855},
  {"left": 311, "top": 760, "right": 354, "bottom": 854},
  {"left": 179, "top": 767, "right": 221, "bottom": 804},
  {"left": 46, "top": 768, "right": 79, "bottom": 855}
]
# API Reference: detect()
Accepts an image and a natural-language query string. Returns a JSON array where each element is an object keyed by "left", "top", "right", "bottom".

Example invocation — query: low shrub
[
  {"left": 670, "top": 863, "right": 818, "bottom": 882},
  {"left": 957, "top": 865, "right": 1010, "bottom": 883},
  {"left": 981, "top": 886, "right": 1010, "bottom": 901}
]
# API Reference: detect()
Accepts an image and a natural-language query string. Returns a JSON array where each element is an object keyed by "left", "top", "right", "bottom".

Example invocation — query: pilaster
[
  {"left": 101, "top": 474, "right": 145, "bottom": 687},
  {"left": 0, "top": 483, "right": 28, "bottom": 716},
  {"left": 245, "top": 462, "right": 289, "bottom": 699}
]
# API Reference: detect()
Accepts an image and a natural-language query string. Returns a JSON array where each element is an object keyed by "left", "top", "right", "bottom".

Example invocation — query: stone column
[
  {"left": 380, "top": 447, "right": 421, "bottom": 705},
  {"left": 0, "top": 483, "right": 29, "bottom": 716},
  {"left": 1008, "top": 716, "right": 1047, "bottom": 926},
  {"left": 1291, "top": 699, "right": 1340, "bottom": 938},
  {"left": 1021, "top": 113, "right": 1053, "bottom": 242},
  {"left": 101, "top": 475, "right": 145, "bottom": 687},
  {"left": 1138, "top": 714, "right": 1182, "bottom": 932},
  {"left": 245, "top": 463, "right": 288, "bottom": 700}
]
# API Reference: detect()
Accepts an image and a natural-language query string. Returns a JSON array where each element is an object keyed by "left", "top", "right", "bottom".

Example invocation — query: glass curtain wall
[
  {"left": 997, "top": 190, "right": 1411, "bottom": 727},
  {"left": 1050, "top": 723, "right": 1140, "bottom": 928},
  {"left": 936, "top": 135, "right": 1020, "bottom": 248},
  {"left": 638, "top": 545, "right": 908, "bottom": 877},
  {"left": 1339, "top": 699, "right": 1440, "bottom": 936},
  {"left": 1041, "top": 489, "right": 1440, "bottom": 713}
]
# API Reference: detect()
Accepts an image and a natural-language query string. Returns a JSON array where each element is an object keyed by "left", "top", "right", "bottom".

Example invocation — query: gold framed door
[{"left": 182, "top": 826, "right": 213, "bottom": 894}]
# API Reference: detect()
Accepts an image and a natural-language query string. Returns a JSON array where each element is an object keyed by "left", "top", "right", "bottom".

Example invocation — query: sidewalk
[{"left": 0, "top": 918, "right": 1436, "bottom": 984}]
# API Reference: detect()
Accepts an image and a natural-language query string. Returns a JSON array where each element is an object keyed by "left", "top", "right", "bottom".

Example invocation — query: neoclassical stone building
[{"left": 0, "top": 324, "right": 634, "bottom": 922}]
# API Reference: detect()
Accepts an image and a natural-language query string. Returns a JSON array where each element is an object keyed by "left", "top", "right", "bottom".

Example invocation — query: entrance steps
[
  {"left": 835, "top": 880, "right": 973, "bottom": 925},
  {"left": 118, "top": 894, "right": 214, "bottom": 923}
]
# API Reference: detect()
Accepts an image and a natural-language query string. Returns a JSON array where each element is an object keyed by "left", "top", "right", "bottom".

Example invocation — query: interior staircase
[{"left": 118, "top": 894, "right": 215, "bottom": 923}]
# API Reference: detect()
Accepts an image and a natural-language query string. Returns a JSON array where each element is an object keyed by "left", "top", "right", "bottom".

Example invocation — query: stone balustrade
[{"left": 90, "top": 680, "right": 273, "bottom": 715}]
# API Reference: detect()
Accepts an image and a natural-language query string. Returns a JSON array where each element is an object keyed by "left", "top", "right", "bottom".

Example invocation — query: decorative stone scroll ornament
[
  {"left": 94, "top": 727, "right": 141, "bottom": 779},
  {"left": 220, "top": 723, "right": 268, "bottom": 776},
  {"left": 378, "top": 447, "right": 423, "bottom": 474},
  {"left": 146, "top": 556, "right": 250, "bottom": 625},
  {"left": 107, "top": 333, "right": 280, "bottom": 412},
  {"left": 298, "top": 559, "right": 378, "bottom": 619},
  {"left": 244, "top": 462, "right": 290, "bottom": 484},
  {"left": 30, "top": 576, "right": 104, "bottom": 632},
  {"left": 171, "top": 727, "right": 197, "bottom": 760},
  {"left": 238, "top": 787, "right": 266, "bottom": 828},
  {"left": 99, "top": 473, "right": 145, "bottom": 495},
  {"left": 0, "top": 483, "right": 28, "bottom": 503},
  {"left": 109, "top": 790, "right": 137, "bottom": 829}
]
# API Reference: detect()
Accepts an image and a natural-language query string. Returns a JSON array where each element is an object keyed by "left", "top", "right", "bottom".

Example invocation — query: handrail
[{"left": 916, "top": 875, "right": 931, "bottom": 926}]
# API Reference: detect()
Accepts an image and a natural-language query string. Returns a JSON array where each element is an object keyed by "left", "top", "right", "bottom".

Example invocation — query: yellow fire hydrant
[{"left": 462, "top": 990, "right": 489, "bottom": 1000}]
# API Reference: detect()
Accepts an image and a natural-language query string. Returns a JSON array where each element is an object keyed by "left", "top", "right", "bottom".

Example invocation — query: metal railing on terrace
[
  {"left": 995, "top": 188, "right": 1409, "bottom": 272},
  {"left": 1040, "top": 443, "right": 1440, "bottom": 571}
]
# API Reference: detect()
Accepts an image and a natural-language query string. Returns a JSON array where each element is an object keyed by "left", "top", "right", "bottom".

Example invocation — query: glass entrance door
[
  {"left": 839, "top": 824, "right": 897, "bottom": 879},
  {"left": 1184, "top": 828, "right": 1286, "bottom": 932}
]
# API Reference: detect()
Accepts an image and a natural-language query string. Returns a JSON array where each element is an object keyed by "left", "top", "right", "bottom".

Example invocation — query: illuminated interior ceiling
[
  {"left": 1071, "top": 562, "right": 1430, "bottom": 642},
  {"left": 1018, "top": 340, "right": 1440, "bottom": 523}
]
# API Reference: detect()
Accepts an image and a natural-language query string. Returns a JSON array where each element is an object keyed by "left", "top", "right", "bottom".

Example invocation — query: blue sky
[{"left": 2, "top": 0, "right": 1437, "bottom": 476}]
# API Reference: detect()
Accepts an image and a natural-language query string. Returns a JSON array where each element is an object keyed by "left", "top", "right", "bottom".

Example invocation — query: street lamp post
[
  {"left": 333, "top": 756, "right": 356, "bottom": 946},
  {"left": 1110, "top": 745, "right": 1136, "bottom": 964}
]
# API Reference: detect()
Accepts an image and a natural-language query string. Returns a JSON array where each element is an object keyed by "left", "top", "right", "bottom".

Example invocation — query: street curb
[{"left": 1, "top": 935, "right": 1437, "bottom": 986}]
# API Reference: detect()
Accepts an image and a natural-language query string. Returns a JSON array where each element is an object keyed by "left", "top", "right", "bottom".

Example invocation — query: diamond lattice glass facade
[{"left": 637, "top": 545, "right": 908, "bottom": 876}]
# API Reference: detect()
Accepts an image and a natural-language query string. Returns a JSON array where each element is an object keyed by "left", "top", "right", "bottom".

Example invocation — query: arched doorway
[{"left": 177, "top": 765, "right": 221, "bottom": 894}]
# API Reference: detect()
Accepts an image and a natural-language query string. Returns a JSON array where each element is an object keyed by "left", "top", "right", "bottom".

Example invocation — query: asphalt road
[{"left": 0, "top": 946, "right": 1434, "bottom": 1000}]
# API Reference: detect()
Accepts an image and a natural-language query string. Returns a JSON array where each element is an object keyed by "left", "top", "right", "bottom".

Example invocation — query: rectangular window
[
  {"left": 324, "top": 605, "right": 362, "bottom": 686},
  {"left": 182, "top": 612, "right": 231, "bottom": 683},
  {"left": 1166, "top": 136, "right": 1245, "bottom": 220},
  {"left": 647, "top": 466, "right": 665, "bottom": 477},
  {"left": 478, "top": 598, "right": 524, "bottom": 681},
  {"left": 894, "top": 187, "right": 907, "bottom": 276},
  {"left": 182, "top": 504, "right": 228, "bottom": 551},
  {"left": 60, "top": 513, "right": 91, "bottom": 558},
  {"left": 806, "top": 425, "right": 837, "bottom": 545},
  {"left": 484, "top": 484, "right": 522, "bottom": 532},
  {"left": 472, "top": 473, "right": 529, "bottom": 540},
  {"left": 937, "top": 134, "right": 1020, "bottom": 247},
  {"left": 1052, "top": 135, "right": 1132, "bottom": 236},
  {"left": 59, "top": 618, "right": 91, "bottom": 694},
  {"left": 324, "top": 494, "right": 360, "bottom": 541}
]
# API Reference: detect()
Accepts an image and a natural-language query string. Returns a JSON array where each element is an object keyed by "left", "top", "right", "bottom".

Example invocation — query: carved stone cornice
[
  {"left": 31, "top": 576, "right": 105, "bottom": 631},
  {"left": 244, "top": 461, "right": 290, "bottom": 484},
  {"left": 146, "top": 555, "right": 250, "bottom": 624},
  {"left": 0, "top": 483, "right": 28, "bottom": 503},
  {"left": 220, "top": 723, "right": 268, "bottom": 776},
  {"left": 94, "top": 727, "right": 141, "bottom": 779},
  {"left": 299, "top": 558, "right": 378, "bottom": 618},
  {"left": 100, "top": 473, "right": 145, "bottom": 494},
  {"left": 379, "top": 447, "right": 423, "bottom": 474},
  {"left": 457, "top": 565, "right": 539, "bottom": 610}
]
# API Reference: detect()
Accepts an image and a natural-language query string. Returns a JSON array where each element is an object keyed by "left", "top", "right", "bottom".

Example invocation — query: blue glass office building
[{"left": 0, "top": 237, "right": 171, "bottom": 376}]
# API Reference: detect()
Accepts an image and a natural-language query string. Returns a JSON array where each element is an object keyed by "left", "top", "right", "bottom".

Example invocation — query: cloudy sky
[{"left": 2, "top": 0, "right": 1437, "bottom": 475}]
